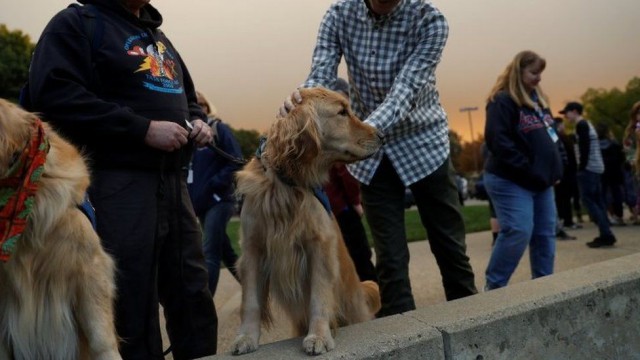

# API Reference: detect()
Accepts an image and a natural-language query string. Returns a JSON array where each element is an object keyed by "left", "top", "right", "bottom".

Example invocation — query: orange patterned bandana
[{"left": 0, "top": 118, "right": 49, "bottom": 262}]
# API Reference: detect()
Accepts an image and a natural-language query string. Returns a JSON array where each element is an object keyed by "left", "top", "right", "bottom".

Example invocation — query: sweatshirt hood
[{"left": 78, "top": 0, "right": 163, "bottom": 28}]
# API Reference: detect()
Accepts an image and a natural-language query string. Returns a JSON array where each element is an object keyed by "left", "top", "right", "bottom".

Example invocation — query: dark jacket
[
  {"left": 599, "top": 138, "right": 625, "bottom": 184},
  {"left": 28, "top": 0, "right": 206, "bottom": 171},
  {"left": 484, "top": 91, "right": 563, "bottom": 191},
  {"left": 188, "top": 120, "right": 243, "bottom": 217}
]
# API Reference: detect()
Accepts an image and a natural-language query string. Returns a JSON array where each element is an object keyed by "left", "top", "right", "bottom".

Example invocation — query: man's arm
[
  {"left": 575, "top": 121, "right": 590, "bottom": 171},
  {"left": 365, "top": 7, "right": 449, "bottom": 133},
  {"left": 303, "top": 5, "right": 343, "bottom": 90}
]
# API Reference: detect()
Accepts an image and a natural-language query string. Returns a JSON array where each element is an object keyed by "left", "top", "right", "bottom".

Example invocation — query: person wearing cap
[
  {"left": 560, "top": 101, "right": 617, "bottom": 247},
  {"left": 482, "top": 50, "right": 563, "bottom": 291},
  {"left": 280, "top": 0, "right": 478, "bottom": 316}
]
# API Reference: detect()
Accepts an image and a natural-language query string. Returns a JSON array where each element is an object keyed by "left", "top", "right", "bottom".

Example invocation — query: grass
[{"left": 226, "top": 203, "right": 490, "bottom": 253}]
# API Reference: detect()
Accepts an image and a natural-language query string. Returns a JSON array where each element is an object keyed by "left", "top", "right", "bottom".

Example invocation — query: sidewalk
[{"left": 207, "top": 220, "right": 640, "bottom": 355}]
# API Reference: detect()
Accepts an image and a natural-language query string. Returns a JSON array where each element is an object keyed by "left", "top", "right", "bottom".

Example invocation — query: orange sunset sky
[{"left": 2, "top": 0, "right": 639, "bottom": 142}]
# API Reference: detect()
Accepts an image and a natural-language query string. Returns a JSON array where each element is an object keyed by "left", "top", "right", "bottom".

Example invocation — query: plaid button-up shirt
[{"left": 303, "top": 0, "right": 450, "bottom": 186}]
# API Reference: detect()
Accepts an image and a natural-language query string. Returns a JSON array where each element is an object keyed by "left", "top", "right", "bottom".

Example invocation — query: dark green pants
[{"left": 361, "top": 156, "right": 477, "bottom": 316}]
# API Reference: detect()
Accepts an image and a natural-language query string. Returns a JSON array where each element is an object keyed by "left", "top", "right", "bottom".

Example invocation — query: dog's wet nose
[{"left": 376, "top": 131, "right": 385, "bottom": 144}]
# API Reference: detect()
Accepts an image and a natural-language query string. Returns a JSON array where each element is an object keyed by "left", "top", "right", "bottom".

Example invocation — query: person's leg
[
  {"left": 89, "top": 169, "right": 163, "bottom": 359},
  {"left": 610, "top": 182, "right": 625, "bottom": 222},
  {"left": 361, "top": 156, "right": 414, "bottom": 316},
  {"left": 483, "top": 173, "right": 534, "bottom": 290},
  {"left": 488, "top": 198, "right": 499, "bottom": 246},
  {"left": 221, "top": 232, "right": 240, "bottom": 282},
  {"left": 555, "top": 181, "right": 573, "bottom": 227},
  {"left": 577, "top": 171, "right": 614, "bottom": 238},
  {"left": 529, "top": 186, "right": 557, "bottom": 279},
  {"left": 571, "top": 177, "right": 584, "bottom": 223},
  {"left": 201, "top": 201, "right": 235, "bottom": 294},
  {"left": 337, "top": 207, "right": 377, "bottom": 282},
  {"left": 158, "top": 173, "right": 217, "bottom": 359},
  {"left": 410, "top": 158, "right": 477, "bottom": 300}
]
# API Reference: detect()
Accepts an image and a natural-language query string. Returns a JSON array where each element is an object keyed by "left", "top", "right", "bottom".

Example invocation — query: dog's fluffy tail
[{"left": 360, "top": 281, "right": 381, "bottom": 316}]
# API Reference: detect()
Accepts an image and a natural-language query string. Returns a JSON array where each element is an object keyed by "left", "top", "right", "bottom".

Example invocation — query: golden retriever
[
  {"left": 0, "top": 99, "right": 120, "bottom": 360},
  {"left": 231, "top": 88, "right": 383, "bottom": 356}
]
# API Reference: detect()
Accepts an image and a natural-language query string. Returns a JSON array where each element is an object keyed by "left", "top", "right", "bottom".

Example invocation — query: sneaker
[
  {"left": 586, "top": 235, "right": 616, "bottom": 248},
  {"left": 610, "top": 217, "right": 626, "bottom": 226},
  {"left": 556, "top": 230, "right": 576, "bottom": 240},
  {"left": 567, "top": 223, "right": 583, "bottom": 230}
]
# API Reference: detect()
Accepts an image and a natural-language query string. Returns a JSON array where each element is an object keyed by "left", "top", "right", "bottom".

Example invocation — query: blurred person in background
[
  {"left": 483, "top": 50, "right": 562, "bottom": 290},
  {"left": 561, "top": 101, "right": 617, "bottom": 248},
  {"left": 188, "top": 91, "right": 242, "bottom": 295}
]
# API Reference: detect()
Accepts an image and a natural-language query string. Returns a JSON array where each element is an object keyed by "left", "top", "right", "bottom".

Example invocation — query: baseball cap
[{"left": 559, "top": 101, "right": 583, "bottom": 115}]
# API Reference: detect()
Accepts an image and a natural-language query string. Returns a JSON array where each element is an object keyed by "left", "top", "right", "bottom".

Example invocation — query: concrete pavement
[{"left": 206, "top": 218, "right": 639, "bottom": 356}]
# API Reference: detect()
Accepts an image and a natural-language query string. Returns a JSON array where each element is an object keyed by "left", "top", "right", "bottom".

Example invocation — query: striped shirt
[
  {"left": 575, "top": 119, "right": 604, "bottom": 174},
  {"left": 303, "top": 0, "right": 450, "bottom": 186}
]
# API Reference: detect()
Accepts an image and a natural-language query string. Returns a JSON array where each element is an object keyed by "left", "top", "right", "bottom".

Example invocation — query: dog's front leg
[
  {"left": 302, "top": 248, "right": 336, "bottom": 355},
  {"left": 75, "top": 249, "right": 121, "bottom": 360},
  {"left": 231, "top": 245, "right": 265, "bottom": 355}
]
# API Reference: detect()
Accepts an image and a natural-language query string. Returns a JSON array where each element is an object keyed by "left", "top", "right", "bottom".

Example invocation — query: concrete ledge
[{"left": 204, "top": 253, "right": 640, "bottom": 359}]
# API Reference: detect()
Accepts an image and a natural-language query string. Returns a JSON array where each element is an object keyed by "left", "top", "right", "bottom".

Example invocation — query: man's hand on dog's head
[{"left": 278, "top": 89, "right": 302, "bottom": 118}]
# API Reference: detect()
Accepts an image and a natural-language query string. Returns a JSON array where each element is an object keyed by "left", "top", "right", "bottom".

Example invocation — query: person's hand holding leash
[
  {"left": 278, "top": 89, "right": 302, "bottom": 117},
  {"left": 145, "top": 120, "right": 189, "bottom": 152},
  {"left": 188, "top": 118, "right": 214, "bottom": 146}
]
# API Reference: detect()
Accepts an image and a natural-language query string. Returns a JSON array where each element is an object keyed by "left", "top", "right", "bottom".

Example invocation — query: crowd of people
[{"left": 21, "top": 0, "right": 639, "bottom": 358}]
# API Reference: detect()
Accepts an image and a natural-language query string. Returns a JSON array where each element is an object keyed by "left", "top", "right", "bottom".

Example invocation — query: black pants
[
  {"left": 555, "top": 177, "right": 575, "bottom": 227},
  {"left": 336, "top": 207, "right": 377, "bottom": 282},
  {"left": 90, "top": 169, "right": 217, "bottom": 360},
  {"left": 361, "top": 156, "right": 477, "bottom": 316}
]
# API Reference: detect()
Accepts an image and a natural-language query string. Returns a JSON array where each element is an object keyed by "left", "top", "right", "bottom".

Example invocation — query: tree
[
  {"left": 456, "top": 136, "right": 484, "bottom": 176},
  {"left": 0, "top": 24, "right": 35, "bottom": 102},
  {"left": 231, "top": 127, "right": 262, "bottom": 161},
  {"left": 449, "top": 130, "right": 463, "bottom": 170},
  {"left": 581, "top": 77, "right": 640, "bottom": 141}
]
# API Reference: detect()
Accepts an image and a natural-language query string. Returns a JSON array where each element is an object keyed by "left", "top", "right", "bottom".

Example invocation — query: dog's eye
[{"left": 338, "top": 108, "right": 348, "bottom": 117}]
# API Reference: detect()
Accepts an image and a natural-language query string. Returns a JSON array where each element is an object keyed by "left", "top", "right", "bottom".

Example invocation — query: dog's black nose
[{"left": 376, "top": 131, "right": 385, "bottom": 143}]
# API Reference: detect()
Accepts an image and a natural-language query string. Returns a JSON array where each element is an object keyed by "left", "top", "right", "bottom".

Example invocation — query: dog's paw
[
  {"left": 302, "top": 334, "right": 335, "bottom": 355},
  {"left": 231, "top": 334, "right": 259, "bottom": 355}
]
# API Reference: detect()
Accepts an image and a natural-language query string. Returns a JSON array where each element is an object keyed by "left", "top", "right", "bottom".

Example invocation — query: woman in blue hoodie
[
  {"left": 188, "top": 91, "right": 242, "bottom": 295},
  {"left": 483, "top": 50, "right": 563, "bottom": 290}
]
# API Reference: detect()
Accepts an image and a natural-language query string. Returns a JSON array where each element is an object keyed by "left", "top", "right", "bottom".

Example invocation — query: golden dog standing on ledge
[
  {"left": 232, "top": 88, "right": 383, "bottom": 356},
  {"left": 0, "top": 99, "right": 120, "bottom": 360}
]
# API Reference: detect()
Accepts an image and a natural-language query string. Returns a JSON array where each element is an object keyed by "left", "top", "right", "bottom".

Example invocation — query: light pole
[{"left": 460, "top": 106, "right": 479, "bottom": 173}]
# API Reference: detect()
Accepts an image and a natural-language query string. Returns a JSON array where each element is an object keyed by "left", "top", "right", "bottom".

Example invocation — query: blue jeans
[
  {"left": 199, "top": 201, "right": 238, "bottom": 295},
  {"left": 484, "top": 172, "right": 556, "bottom": 290},
  {"left": 577, "top": 170, "right": 613, "bottom": 237}
]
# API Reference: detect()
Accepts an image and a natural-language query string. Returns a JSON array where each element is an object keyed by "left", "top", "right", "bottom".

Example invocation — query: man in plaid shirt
[{"left": 282, "top": 0, "right": 478, "bottom": 316}]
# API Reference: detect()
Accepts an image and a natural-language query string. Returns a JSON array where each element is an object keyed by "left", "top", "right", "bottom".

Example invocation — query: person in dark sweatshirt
[
  {"left": 483, "top": 50, "right": 563, "bottom": 291},
  {"left": 188, "top": 91, "right": 242, "bottom": 295},
  {"left": 560, "top": 101, "right": 617, "bottom": 248},
  {"left": 28, "top": 0, "right": 218, "bottom": 358}
]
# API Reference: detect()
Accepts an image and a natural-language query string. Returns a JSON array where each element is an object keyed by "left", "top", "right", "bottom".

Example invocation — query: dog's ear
[{"left": 266, "top": 102, "right": 321, "bottom": 176}]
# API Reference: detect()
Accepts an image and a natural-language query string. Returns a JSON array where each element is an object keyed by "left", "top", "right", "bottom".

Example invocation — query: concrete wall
[{"left": 204, "top": 253, "right": 640, "bottom": 360}]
